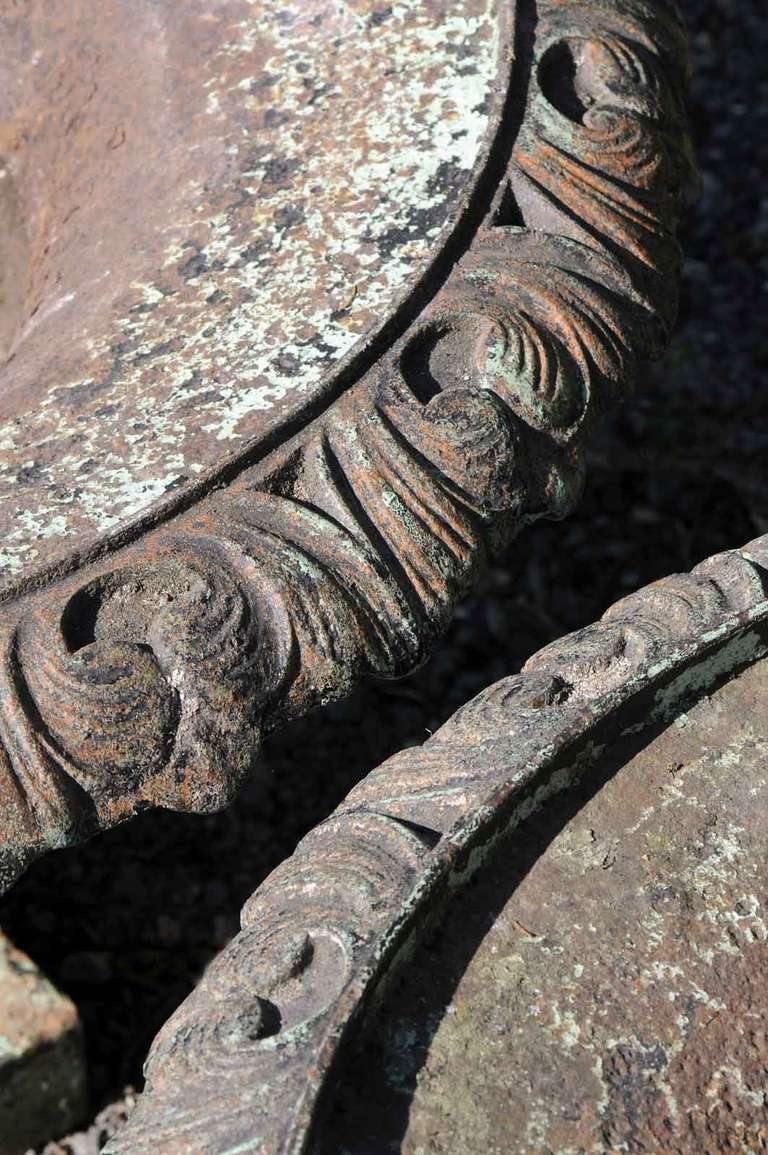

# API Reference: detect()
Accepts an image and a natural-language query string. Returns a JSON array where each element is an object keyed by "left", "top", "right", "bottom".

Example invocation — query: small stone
[{"left": 0, "top": 931, "right": 87, "bottom": 1155}]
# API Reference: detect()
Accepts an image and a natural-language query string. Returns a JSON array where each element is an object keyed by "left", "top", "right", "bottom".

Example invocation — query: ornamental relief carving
[{"left": 0, "top": 0, "right": 696, "bottom": 893}]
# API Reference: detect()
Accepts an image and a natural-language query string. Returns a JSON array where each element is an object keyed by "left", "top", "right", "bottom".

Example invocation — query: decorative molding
[
  {"left": 0, "top": 0, "right": 696, "bottom": 891},
  {"left": 106, "top": 535, "right": 768, "bottom": 1153}
]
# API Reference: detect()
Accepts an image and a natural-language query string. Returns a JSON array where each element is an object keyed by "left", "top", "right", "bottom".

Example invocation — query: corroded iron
[
  {"left": 0, "top": 0, "right": 695, "bottom": 891},
  {"left": 108, "top": 536, "right": 768, "bottom": 1153},
  {"left": 0, "top": 0, "right": 502, "bottom": 579},
  {"left": 326, "top": 629, "right": 768, "bottom": 1154}
]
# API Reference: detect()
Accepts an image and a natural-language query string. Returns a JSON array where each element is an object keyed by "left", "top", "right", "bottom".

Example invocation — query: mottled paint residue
[{"left": 0, "top": 0, "right": 499, "bottom": 585}]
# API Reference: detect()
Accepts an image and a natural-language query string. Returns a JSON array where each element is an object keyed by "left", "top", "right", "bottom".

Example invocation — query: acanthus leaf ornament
[{"left": 0, "top": 0, "right": 697, "bottom": 892}]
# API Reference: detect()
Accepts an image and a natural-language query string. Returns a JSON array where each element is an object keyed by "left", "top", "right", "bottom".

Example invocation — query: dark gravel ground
[{"left": 1, "top": 0, "right": 766, "bottom": 1149}]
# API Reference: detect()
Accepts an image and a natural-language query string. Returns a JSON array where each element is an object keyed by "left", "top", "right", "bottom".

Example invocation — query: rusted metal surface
[
  {"left": 0, "top": 0, "right": 694, "bottom": 892},
  {"left": 325, "top": 639, "right": 768, "bottom": 1154},
  {"left": 0, "top": 0, "right": 502, "bottom": 581},
  {"left": 106, "top": 534, "right": 768, "bottom": 1155}
]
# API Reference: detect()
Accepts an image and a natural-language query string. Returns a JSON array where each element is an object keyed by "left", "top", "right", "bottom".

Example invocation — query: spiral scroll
[
  {"left": 0, "top": 0, "right": 695, "bottom": 893},
  {"left": 109, "top": 536, "right": 768, "bottom": 1153}
]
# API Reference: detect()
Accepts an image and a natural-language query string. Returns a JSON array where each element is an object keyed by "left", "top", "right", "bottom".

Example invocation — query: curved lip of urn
[
  {"left": 0, "top": 3, "right": 517, "bottom": 607},
  {"left": 107, "top": 534, "right": 768, "bottom": 1153},
  {"left": 0, "top": 0, "right": 696, "bottom": 894}
]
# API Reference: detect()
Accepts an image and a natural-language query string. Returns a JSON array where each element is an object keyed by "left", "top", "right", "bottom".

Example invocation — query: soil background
[{"left": 1, "top": 0, "right": 766, "bottom": 1150}]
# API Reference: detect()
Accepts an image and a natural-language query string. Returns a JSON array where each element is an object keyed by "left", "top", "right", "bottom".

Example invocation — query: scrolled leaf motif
[
  {"left": 22, "top": 620, "right": 177, "bottom": 792},
  {"left": 111, "top": 538, "right": 768, "bottom": 1155},
  {"left": 0, "top": 0, "right": 696, "bottom": 893},
  {"left": 525, "top": 550, "right": 768, "bottom": 699}
]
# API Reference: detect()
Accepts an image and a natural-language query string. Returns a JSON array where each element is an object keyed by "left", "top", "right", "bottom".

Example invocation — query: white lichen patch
[{"left": 0, "top": 0, "right": 500, "bottom": 585}]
